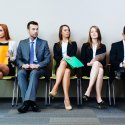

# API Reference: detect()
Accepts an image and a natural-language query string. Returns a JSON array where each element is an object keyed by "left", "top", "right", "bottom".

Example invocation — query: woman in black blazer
[
  {"left": 49, "top": 25, "right": 77, "bottom": 110},
  {"left": 81, "top": 26, "right": 107, "bottom": 108}
]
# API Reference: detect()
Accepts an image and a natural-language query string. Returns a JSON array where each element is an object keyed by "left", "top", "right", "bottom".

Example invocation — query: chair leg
[
  {"left": 16, "top": 82, "right": 19, "bottom": 106},
  {"left": 48, "top": 79, "right": 52, "bottom": 105},
  {"left": 77, "top": 79, "right": 80, "bottom": 105},
  {"left": 79, "top": 78, "right": 82, "bottom": 105},
  {"left": 108, "top": 79, "right": 111, "bottom": 105},
  {"left": 12, "top": 78, "right": 16, "bottom": 107},
  {"left": 112, "top": 80, "right": 116, "bottom": 105},
  {"left": 45, "top": 80, "right": 48, "bottom": 105}
]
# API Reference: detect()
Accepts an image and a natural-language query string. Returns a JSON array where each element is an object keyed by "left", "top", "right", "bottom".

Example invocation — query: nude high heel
[
  {"left": 49, "top": 90, "right": 57, "bottom": 97},
  {"left": 64, "top": 99, "right": 72, "bottom": 111}
]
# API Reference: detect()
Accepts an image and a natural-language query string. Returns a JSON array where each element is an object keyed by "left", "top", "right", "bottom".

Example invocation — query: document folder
[
  {"left": 64, "top": 56, "right": 84, "bottom": 69},
  {"left": 0, "top": 46, "right": 8, "bottom": 64}
]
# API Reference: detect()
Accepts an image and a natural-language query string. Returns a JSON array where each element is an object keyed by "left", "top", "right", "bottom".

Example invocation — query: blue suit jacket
[{"left": 16, "top": 38, "right": 51, "bottom": 69}]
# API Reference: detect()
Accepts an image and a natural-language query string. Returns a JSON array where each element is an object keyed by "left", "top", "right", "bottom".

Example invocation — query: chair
[
  {"left": 79, "top": 64, "right": 115, "bottom": 106},
  {"left": 48, "top": 59, "right": 80, "bottom": 105},
  {"left": 15, "top": 74, "right": 49, "bottom": 106},
  {"left": 1, "top": 75, "right": 17, "bottom": 106}
]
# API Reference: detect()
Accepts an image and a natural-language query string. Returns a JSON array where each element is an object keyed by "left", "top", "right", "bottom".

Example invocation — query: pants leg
[
  {"left": 17, "top": 69, "right": 29, "bottom": 102},
  {"left": 24, "top": 69, "right": 45, "bottom": 101}
]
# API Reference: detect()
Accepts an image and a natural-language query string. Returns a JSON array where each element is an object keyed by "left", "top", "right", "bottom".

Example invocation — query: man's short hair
[
  {"left": 123, "top": 26, "right": 125, "bottom": 35},
  {"left": 27, "top": 21, "right": 38, "bottom": 29}
]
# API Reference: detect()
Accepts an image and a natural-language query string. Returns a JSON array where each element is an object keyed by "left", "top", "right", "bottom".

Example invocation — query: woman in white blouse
[
  {"left": 0, "top": 24, "right": 17, "bottom": 79},
  {"left": 81, "top": 26, "right": 107, "bottom": 109},
  {"left": 49, "top": 25, "right": 77, "bottom": 110}
]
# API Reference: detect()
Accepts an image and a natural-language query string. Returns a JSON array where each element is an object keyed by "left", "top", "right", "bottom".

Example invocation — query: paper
[
  {"left": 0, "top": 46, "right": 8, "bottom": 64},
  {"left": 94, "top": 53, "right": 106, "bottom": 61},
  {"left": 64, "top": 56, "right": 84, "bottom": 69}
]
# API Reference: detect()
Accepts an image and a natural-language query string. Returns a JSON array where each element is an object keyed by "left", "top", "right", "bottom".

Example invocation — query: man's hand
[
  {"left": 30, "top": 64, "right": 40, "bottom": 69},
  {"left": 22, "top": 64, "right": 30, "bottom": 69}
]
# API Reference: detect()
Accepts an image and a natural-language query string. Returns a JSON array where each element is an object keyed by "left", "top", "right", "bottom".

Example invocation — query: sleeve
[
  {"left": 100, "top": 44, "right": 106, "bottom": 66},
  {"left": 110, "top": 43, "right": 120, "bottom": 67},
  {"left": 81, "top": 43, "right": 89, "bottom": 66},
  {"left": 38, "top": 41, "right": 51, "bottom": 68},
  {"left": 71, "top": 42, "right": 77, "bottom": 56},
  {"left": 53, "top": 43, "right": 63, "bottom": 63},
  {"left": 16, "top": 41, "right": 24, "bottom": 69}
]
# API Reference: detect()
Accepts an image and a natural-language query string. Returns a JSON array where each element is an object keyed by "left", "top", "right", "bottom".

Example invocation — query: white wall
[{"left": 1, "top": 0, "right": 125, "bottom": 53}]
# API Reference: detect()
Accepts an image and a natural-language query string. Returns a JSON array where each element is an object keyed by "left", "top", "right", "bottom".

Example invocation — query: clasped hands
[{"left": 22, "top": 64, "right": 40, "bottom": 70}]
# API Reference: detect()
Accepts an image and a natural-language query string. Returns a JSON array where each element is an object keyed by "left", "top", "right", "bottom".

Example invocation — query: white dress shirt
[{"left": 62, "top": 41, "right": 68, "bottom": 57}]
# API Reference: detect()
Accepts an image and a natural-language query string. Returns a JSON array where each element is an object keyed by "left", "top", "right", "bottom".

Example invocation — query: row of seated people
[{"left": 0, "top": 22, "right": 125, "bottom": 113}]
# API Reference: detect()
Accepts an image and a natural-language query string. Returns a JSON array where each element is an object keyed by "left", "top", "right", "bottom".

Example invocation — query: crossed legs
[
  {"left": 84, "top": 61, "right": 104, "bottom": 103},
  {"left": 50, "top": 60, "right": 72, "bottom": 110}
]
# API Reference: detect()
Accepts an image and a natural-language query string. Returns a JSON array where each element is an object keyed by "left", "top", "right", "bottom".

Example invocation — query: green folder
[{"left": 64, "top": 56, "right": 84, "bottom": 69}]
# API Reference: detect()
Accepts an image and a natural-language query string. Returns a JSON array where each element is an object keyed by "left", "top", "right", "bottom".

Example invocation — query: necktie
[{"left": 30, "top": 42, "right": 34, "bottom": 64}]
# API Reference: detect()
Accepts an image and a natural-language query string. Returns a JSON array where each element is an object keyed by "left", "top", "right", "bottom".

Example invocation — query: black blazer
[
  {"left": 81, "top": 43, "right": 106, "bottom": 67},
  {"left": 110, "top": 40, "right": 124, "bottom": 70},
  {"left": 53, "top": 41, "right": 77, "bottom": 70}
]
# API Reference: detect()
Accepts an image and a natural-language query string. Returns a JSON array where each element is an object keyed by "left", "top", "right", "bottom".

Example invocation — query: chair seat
[
  {"left": 2, "top": 76, "right": 15, "bottom": 80},
  {"left": 50, "top": 75, "right": 77, "bottom": 80},
  {"left": 82, "top": 76, "right": 109, "bottom": 80},
  {"left": 39, "top": 76, "right": 45, "bottom": 79}
]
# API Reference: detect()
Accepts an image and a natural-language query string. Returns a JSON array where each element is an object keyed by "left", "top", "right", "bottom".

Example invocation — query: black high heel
[
  {"left": 83, "top": 95, "right": 89, "bottom": 101},
  {"left": 97, "top": 100, "right": 107, "bottom": 109}
]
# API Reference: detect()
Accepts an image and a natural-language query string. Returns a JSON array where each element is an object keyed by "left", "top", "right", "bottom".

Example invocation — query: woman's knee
[
  {"left": 60, "top": 60, "right": 67, "bottom": 67},
  {"left": 93, "top": 61, "right": 102, "bottom": 68},
  {"left": 64, "top": 68, "right": 71, "bottom": 75},
  {"left": 0, "top": 64, "right": 9, "bottom": 75},
  {"left": 0, "top": 72, "right": 3, "bottom": 79},
  {"left": 98, "top": 68, "right": 104, "bottom": 75}
]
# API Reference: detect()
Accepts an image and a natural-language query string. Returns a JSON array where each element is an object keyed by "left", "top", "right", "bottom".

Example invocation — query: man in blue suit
[{"left": 16, "top": 21, "right": 51, "bottom": 113}]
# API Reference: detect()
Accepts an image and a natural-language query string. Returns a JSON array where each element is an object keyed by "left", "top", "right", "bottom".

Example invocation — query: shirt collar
[{"left": 29, "top": 37, "right": 37, "bottom": 43}]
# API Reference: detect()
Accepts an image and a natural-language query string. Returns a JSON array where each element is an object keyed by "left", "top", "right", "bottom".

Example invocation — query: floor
[{"left": 0, "top": 98, "right": 125, "bottom": 125}]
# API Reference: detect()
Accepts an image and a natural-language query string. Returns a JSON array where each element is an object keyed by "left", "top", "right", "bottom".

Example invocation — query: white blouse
[
  {"left": 92, "top": 44, "right": 97, "bottom": 58},
  {"left": 62, "top": 41, "right": 68, "bottom": 57}
]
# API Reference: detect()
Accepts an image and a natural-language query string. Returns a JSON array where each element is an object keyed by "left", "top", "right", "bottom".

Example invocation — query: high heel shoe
[
  {"left": 64, "top": 99, "right": 72, "bottom": 111},
  {"left": 83, "top": 95, "right": 89, "bottom": 101},
  {"left": 97, "top": 100, "right": 107, "bottom": 109},
  {"left": 49, "top": 90, "right": 57, "bottom": 97}
]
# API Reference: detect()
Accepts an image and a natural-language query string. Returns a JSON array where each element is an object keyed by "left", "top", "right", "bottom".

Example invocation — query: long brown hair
[
  {"left": 58, "top": 24, "right": 71, "bottom": 45},
  {"left": 0, "top": 24, "right": 10, "bottom": 41},
  {"left": 87, "top": 26, "right": 102, "bottom": 49}
]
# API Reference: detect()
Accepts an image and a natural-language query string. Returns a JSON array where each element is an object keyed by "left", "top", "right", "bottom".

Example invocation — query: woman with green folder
[
  {"left": 49, "top": 25, "right": 77, "bottom": 110},
  {"left": 81, "top": 26, "right": 107, "bottom": 109}
]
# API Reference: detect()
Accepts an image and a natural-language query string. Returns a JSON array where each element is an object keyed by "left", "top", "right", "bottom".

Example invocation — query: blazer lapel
[
  {"left": 24, "top": 39, "right": 30, "bottom": 60},
  {"left": 36, "top": 38, "right": 41, "bottom": 56},
  {"left": 67, "top": 43, "right": 71, "bottom": 55},
  {"left": 120, "top": 41, "right": 124, "bottom": 60}
]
